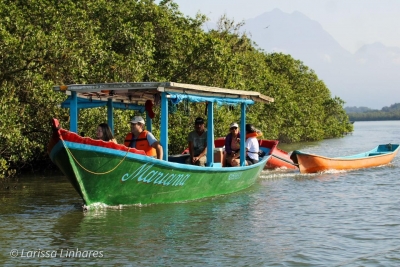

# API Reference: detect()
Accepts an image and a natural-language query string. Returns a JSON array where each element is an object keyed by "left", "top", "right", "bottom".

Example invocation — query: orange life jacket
[
  {"left": 245, "top": 131, "right": 262, "bottom": 140},
  {"left": 124, "top": 131, "right": 156, "bottom": 157}
]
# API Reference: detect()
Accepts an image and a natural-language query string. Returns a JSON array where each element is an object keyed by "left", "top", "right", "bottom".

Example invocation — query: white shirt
[{"left": 246, "top": 137, "right": 259, "bottom": 161}]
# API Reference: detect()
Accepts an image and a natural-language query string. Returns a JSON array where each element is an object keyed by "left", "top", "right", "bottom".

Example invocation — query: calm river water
[{"left": 1, "top": 121, "right": 400, "bottom": 266}]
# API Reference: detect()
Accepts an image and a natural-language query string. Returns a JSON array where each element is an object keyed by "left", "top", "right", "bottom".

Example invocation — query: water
[{"left": 1, "top": 121, "right": 400, "bottom": 266}]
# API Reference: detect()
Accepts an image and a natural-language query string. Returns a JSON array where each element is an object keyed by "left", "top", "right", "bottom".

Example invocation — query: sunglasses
[{"left": 230, "top": 127, "right": 238, "bottom": 130}]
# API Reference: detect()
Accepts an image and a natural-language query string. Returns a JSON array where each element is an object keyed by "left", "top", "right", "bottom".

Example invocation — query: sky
[{"left": 165, "top": 0, "right": 400, "bottom": 53}]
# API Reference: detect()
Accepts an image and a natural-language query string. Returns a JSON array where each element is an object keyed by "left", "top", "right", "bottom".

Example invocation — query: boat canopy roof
[
  {"left": 54, "top": 82, "right": 274, "bottom": 107},
  {"left": 54, "top": 82, "right": 274, "bottom": 164}
]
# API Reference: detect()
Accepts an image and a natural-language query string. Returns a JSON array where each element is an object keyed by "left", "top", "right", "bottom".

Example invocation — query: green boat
[{"left": 48, "top": 82, "right": 274, "bottom": 207}]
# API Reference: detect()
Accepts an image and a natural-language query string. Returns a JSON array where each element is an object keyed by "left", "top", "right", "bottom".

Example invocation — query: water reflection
[{"left": 42, "top": 188, "right": 263, "bottom": 265}]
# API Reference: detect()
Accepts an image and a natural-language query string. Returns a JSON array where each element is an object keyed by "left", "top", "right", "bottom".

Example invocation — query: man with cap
[
  {"left": 124, "top": 116, "right": 163, "bottom": 160},
  {"left": 185, "top": 117, "right": 207, "bottom": 166}
]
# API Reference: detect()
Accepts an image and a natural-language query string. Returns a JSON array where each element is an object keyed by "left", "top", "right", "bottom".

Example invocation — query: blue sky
[{"left": 165, "top": 0, "right": 400, "bottom": 53}]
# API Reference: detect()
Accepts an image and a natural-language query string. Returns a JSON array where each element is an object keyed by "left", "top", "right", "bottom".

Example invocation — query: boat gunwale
[{"left": 51, "top": 139, "right": 270, "bottom": 173}]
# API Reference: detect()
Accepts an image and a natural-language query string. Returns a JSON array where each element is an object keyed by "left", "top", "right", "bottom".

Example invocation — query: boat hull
[
  {"left": 259, "top": 140, "right": 298, "bottom": 170},
  {"left": 291, "top": 144, "right": 399, "bottom": 173},
  {"left": 49, "top": 130, "right": 268, "bottom": 206}
]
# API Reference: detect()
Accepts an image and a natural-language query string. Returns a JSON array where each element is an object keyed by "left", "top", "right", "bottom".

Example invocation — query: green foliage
[
  {"left": 0, "top": 0, "right": 352, "bottom": 178},
  {"left": 382, "top": 103, "right": 400, "bottom": 112},
  {"left": 347, "top": 103, "right": 400, "bottom": 121}
]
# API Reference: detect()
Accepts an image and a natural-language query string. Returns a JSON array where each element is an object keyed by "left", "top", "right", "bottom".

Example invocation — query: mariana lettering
[
  {"left": 121, "top": 163, "right": 191, "bottom": 186},
  {"left": 142, "top": 170, "right": 158, "bottom": 183},
  {"left": 172, "top": 174, "right": 190, "bottom": 186},
  {"left": 153, "top": 172, "right": 166, "bottom": 184},
  {"left": 121, "top": 163, "right": 153, "bottom": 182}
]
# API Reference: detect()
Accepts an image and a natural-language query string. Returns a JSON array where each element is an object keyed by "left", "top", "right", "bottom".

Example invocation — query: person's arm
[
  {"left": 193, "top": 147, "right": 207, "bottom": 164},
  {"left": 197, "top": 147, "right": 207, "bottom": 158},
  {"left": 234, "top": 132, "right": 241, "bottom": 158},
  {"left": 193, "top": 139, "right": 207, "bottom": 163},
  {"left": 146, "top": 132, "right": 163, "bottom": 159},
  {"left": 245, "top": 138, "right": 250, "bottom": 155},
  {"left": 186, "top": 132, "right": 195, "bottom": 163},
  {"left": 225, "top": 134, "right": 232, "bottom": 154},
  {"left": 188, "top": 141, "right": 194, "bottom": 163},
  {"left": 151, "top": 141, "right": 163, "bottom": 160}
]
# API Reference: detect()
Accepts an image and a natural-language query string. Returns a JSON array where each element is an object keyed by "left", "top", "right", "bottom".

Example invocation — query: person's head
[
  {"left": 130, "top": 116, "right": 145, "bottom": 134},
  {"left": 229, "top": 122, "right": 239, "bottom": 136},
  {"left": 245, "top": 123, "right": 256, "bottom": 133},
  {"left": 97, "top": 123, "right": 114, "bottom": 141},
  {"left": 194, "top": 117, "right": 205, "bottom": 133}
]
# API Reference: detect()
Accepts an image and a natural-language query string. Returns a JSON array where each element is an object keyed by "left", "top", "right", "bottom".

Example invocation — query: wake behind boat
[
  {"left": 290, "top": 143, "right": 399, "bottom": 173},
  {"left": 48, "top": 82, "right": 274, "bottom": 206}
]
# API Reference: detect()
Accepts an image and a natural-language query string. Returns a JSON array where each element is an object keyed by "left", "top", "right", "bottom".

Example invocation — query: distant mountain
[
  {"left": 244, "top": 9, "right": 353, "bottom": 66},
  {"left": 236, "top": 9, "right": 400, "bottom": 109}
]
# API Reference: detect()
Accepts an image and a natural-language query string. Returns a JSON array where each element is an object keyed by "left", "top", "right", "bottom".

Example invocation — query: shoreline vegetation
[
  {"left": 346, "top": 103, "right": 400, "bottom": 121},
  {"left": 0, "top": 0, "right": 352, "bottom": 179}
]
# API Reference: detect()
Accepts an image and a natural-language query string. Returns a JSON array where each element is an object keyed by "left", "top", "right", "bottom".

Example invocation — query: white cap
[
  {"left": 230, "top": 122, "right": 239, "bottom": 129},
  {"left": 130, "top": 116, "right": 145, "bottom": 124}
]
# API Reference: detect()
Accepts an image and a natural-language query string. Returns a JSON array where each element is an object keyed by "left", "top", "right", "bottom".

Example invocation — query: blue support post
[
  {"left": 206, "top": 102, "right": 214, "bottom": 167},
  {"left": 160, "top": 92, "right": 168, "bottom": 161},
  {"left": 107, "top": 98, "right": 114, "bottom": 134},
  {"left": 146, "top": 113, "right": 152, "bottom": 133},
  {"left": 70, "top": 91, "right": 78, "bottom": 133},
  {"left": 240, "top": 103, "right": 247, "bottom": 166}
]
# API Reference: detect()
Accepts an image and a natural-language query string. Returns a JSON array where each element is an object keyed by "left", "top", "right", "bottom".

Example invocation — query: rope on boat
[{"left": 61, "top": 138, "right": 131, "bottom": 175}]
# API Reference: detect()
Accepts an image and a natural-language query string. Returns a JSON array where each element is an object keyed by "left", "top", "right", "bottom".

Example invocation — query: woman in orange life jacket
[
  {"left": 97, "top": 123, "right": 118, "bottom": 144},
  {"left": 124, "top": 116, "right": 163, "bottom": 160}
]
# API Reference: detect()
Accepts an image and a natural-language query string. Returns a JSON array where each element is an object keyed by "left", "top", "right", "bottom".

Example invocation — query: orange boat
[{"left": 290, "top": 143, "right": 399, "bottom": 173}]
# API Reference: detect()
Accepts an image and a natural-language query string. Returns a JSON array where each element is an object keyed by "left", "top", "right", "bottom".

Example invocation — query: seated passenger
[
  {"left": 185, "top": 117, "right": 207, "bottom": 166},
  {"left": 124, "top": 116, "right": 163, "bottom": 160},
  {"left": 97, "top": 123, "right": 118, "bottom": 144},
  {"left": 225, "top": 122, "right": 241, "bottom": 167},
  {"left": 245, "top": 124, "right": 260, "bottom": 165}
]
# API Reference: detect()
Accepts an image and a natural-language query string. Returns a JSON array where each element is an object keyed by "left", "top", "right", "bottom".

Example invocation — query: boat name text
[{"left": 121, "top": 163, "right": 190, "bottom": 186}]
